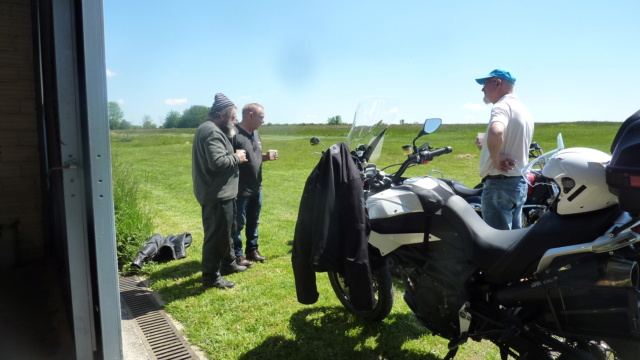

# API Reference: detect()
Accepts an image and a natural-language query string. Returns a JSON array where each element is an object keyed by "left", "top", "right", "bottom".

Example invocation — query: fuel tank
[
  {"left": 366, "top": 176, "right": 448, "bottom": 255},
  {"left": 366, "top": 176, "right": 442, "bottom": 219}
]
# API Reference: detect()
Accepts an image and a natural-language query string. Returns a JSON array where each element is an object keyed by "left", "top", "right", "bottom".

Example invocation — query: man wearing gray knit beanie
[{"left": 192, "top": 93, "right": 249, "bottom": 288}]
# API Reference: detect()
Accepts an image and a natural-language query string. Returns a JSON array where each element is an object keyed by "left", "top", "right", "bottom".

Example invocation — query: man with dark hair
[
  {"left": 232, "top": 103, "right": 277, "bottom": 266},
  {"left": 475, "top": 69, "right": 534, "bottom": 230},
  {"left": 192, "top": 93, "right": 248, "bottom": 288}
]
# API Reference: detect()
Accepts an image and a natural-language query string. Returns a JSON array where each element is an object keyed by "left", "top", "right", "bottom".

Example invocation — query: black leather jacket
[
  {"left": 291, "top": 143, "right": 374, "bottom": 311},
  {"left": 132, "top": 233, "right": 193, "bottom": 269}
]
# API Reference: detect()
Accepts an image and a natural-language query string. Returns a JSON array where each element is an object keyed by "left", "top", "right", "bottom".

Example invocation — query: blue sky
[{"left": 104, "top": 1, "right": 640, "bottom": 126}]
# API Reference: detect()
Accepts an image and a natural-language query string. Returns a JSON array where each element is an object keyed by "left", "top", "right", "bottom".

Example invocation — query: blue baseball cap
[{"left": 475, "top": 69, "right": 516, "bottom": 85}]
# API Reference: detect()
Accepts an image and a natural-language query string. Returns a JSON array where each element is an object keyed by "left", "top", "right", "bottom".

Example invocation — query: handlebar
[
  {"left": 420, "top": 146, "right": 453, "bottom": 161},
  {"left": 391, "top": 146, "right": 453, "bottom": 185},
  {"left": 364, "top": 145, "right": 453, "bottom": 193}
]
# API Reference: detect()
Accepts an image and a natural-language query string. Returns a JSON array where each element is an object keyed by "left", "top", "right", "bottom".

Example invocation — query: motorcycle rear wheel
[{"left": 328, "top": 266, "right": 394, "bottom": 322}]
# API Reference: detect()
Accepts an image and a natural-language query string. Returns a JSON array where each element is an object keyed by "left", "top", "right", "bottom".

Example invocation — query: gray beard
[
  {"left": 217, "top": 120, "right": 236, "bottom": 138},
  {"left": 227, "top": 126, "right": 237, "bottom": 138},
  {"left": 483, "top": 95, "right": 492, "bottom": 105}
]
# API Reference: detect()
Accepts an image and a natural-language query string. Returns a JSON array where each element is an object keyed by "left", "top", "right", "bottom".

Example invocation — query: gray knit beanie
[{"left": 209, "top": 93, "right": 235, "bottom": 115}]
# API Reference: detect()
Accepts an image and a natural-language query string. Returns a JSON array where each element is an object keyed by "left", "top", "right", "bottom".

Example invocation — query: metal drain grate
[{"left": 119, "top": 276, "right": 200, "bottom": 360}]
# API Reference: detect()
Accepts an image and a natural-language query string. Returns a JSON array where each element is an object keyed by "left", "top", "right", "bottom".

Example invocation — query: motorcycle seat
[
  {"left": 439, "top": 178, "right": 483, "bottom": 198},
  {"left": 440, "top": 194, "right": 621, "bottom": 284}
]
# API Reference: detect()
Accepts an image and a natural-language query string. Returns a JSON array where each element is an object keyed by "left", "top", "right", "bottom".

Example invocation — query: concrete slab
[{"left": 121, "top": 302, "right": 151, "bottom": 360}]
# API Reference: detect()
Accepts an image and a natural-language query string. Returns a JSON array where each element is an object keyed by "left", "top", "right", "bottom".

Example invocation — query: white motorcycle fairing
[
  {"left": 367, "top": 176, "right": 442, "bottom": 218},
  {"left": 369, "top": 231, "right": 442, "bottom": 256},
  {"left": 366, "top": 177, "right": 445, "bottom": 255}
]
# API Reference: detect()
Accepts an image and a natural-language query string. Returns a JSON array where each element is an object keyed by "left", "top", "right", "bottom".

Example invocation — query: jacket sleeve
[
  {"left": 203, "top": 128, "right": 239, "bottom": 171},
  {"left": 291, "top": 171, "right": 320, "bottom": 304},
  {"left": 131, "top": 234, "right": 164, "bottom": 269},
  {"left": 341, "top": 163, "right": 375, "bottom": 312}
]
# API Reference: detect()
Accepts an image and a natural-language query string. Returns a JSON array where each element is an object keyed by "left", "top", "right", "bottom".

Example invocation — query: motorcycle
[{"left": 314, "top": 98, "right": 640, "bottom": 359}]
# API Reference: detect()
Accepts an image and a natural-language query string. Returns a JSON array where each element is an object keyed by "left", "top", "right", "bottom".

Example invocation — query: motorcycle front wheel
[{"left": 328, "top": 266, "right": 394, "bottom": 322}]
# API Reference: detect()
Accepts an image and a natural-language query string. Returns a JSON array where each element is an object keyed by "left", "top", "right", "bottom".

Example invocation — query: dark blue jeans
[{"left": 232, "top": 191, "right": 262, "bottom": 257}]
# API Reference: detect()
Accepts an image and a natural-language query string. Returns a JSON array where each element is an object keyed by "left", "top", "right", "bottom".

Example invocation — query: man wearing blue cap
[{"left": 475, "top": 69, "right": 534, "bottom": 230}]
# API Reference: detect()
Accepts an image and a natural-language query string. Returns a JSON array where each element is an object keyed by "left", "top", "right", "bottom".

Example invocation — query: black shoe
[
  {"left": 220, "top": 261, "right": 248, "bottom": 276},
  {"left": 204, "top": 277, "right": 235, "bottom": 289}
]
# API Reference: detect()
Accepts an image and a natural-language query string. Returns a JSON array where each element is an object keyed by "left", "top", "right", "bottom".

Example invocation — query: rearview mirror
[
  {"left": 423, "top": 118, "right": 442, "bottom": 135},
  {"left": 412, "top": 118, "right": 442, "bottom": 152}
]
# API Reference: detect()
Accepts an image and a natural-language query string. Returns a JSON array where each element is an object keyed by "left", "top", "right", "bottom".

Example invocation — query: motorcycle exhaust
[
  {"left": 494, "top": 258, "right": 639, "bottom": 306},
  {"left": 596, "top": 258, "right": 639, "bottom": 287}
]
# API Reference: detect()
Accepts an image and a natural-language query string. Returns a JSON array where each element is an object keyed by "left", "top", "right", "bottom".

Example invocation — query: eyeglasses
[{"left": 483, "top": 79, "right": 498, "bottom": 86}]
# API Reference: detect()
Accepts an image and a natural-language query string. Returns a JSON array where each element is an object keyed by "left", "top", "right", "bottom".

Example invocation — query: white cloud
[
  {"left": 106, "top": 69, "right": 116, "bottom": 78},
  {"left": 115, "top": 99, "right": 125, "bottom": 104},
  {"left": 463, "top": 103, "right": 488, "bottom": 111},
  {"left": 165, "top": 98, "right": 188, "bottom": 105}
]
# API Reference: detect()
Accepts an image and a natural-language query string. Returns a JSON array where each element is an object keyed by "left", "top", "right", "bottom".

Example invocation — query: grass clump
[{"left": 112, "top": 154, "right": 155, "bottom": 273}]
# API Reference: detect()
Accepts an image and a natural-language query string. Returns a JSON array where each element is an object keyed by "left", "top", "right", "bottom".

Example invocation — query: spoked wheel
[{"left": 327, "top": 265, "right": 394, "bottom": 322}]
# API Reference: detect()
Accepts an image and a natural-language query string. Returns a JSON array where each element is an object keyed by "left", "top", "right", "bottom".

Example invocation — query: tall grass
[
  {"left": 112, "top": 121, "right": 622, "bottom": 359},
  {"left": 112, "top": 154, "right": 155, "bottom": 273}
]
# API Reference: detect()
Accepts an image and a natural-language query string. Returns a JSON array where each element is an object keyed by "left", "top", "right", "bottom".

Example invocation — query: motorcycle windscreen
[
  {"left": 521, "top": 144, "right": 563, "bottom": 188},
  {"left": 346, "top": 97, "right": 399, "bottom": 164}
]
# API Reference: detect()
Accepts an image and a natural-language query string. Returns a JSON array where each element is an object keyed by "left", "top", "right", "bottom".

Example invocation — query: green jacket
[{"left": 192, "top": 120, "right": 240, "bottom": 205}]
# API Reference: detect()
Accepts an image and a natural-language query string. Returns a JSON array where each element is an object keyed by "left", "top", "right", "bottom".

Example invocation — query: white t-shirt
[{"left": 479, "top": 93, "right": 534, "bottom": 178}]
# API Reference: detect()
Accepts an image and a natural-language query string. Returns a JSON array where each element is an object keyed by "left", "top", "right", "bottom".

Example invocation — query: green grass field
[{"left": 111, "top": 122, "right": 620, "bottom": 360}]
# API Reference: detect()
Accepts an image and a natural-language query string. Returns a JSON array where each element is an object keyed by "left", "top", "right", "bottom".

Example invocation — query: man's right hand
[
  {"left": 493, "top": 155, "right": 516, "bottom": 173},
  {"left": 235, "top": 149, "right": 248, "bottom": 162}
]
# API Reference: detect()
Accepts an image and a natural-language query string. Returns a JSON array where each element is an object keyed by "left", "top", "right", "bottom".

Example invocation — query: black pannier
[{"left": 606, "top": 110, "right": 640, "bottom": 216}]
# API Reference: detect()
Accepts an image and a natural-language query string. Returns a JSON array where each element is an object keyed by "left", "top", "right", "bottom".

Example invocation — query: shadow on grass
[
  {"left": 141, "top": 260, "right": 209, "bottom": 300},
  {"left": 151, "top": 259, "right": 201, "bottom": 279},
  {"left": 238, "top": 306, "right": 442, "bottom": 360}
]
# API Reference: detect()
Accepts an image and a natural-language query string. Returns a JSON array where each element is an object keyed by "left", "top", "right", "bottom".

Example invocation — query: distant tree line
[
  {"left": 161, "top": 106, "right": 209, "bottom": 128},
  {"left": 109, "top": 101, "right": 364, "bottom": 129},
  {"left": 108, "top": 101, "right": 212, "bottom": 130}
]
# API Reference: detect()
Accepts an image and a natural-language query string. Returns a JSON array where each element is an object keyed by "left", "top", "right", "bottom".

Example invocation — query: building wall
[{"left": 0, "top": 0, "right": 44, "bottom": 267}]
